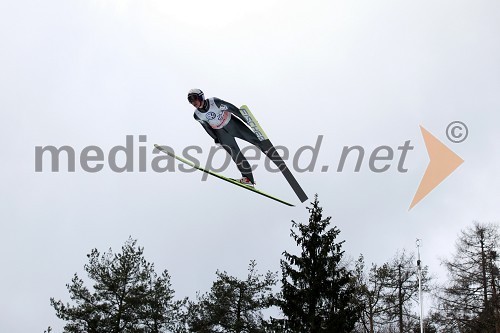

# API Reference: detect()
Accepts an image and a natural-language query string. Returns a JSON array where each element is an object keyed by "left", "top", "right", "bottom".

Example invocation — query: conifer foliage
[
  {"left": 50, "top": 238, "right": 184, "bottom": 333},
  {"left": 279, "top": 195, "right": 361, "bottom": 333}
]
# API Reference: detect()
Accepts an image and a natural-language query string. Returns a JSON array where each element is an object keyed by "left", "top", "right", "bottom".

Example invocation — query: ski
[
  {"left": 239, "top": 105, "right": 309, "bottom": 203},
  {"left": 154, "top": 144, "right": 294, "bottom": 207}
]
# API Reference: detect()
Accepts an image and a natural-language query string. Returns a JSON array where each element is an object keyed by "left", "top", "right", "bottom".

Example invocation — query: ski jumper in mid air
[{"left": 187, "top": 88, "right": 272, "bottom": 187}]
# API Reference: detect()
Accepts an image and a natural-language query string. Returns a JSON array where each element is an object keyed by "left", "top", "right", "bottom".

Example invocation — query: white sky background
[{"left": 1, "top": 0, "right": 499, "bottom": 331}]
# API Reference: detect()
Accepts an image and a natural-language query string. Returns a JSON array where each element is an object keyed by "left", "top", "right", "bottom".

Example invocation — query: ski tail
[
  {"left": 239, "top": 105, "right": 309, "bottom": 203},
  {"left": 153, "top": 144, "right": 295, "bottom": 207},
  {"left": 265, "top": 145, "right": 309, "bottom": 203}
]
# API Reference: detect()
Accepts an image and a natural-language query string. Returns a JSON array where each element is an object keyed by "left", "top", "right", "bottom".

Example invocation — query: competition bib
[{"left": 195, "top": 98, "right": 231, "bottom": 129}]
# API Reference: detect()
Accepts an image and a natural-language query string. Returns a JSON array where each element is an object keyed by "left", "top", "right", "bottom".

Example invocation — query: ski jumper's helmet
[{"left": 187, "top": 88, "right": 204, "bottom": 103}]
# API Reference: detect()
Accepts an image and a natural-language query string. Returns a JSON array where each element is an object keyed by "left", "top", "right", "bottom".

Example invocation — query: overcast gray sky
[{"left": 1, "top": 0, "right": 499, "bottom": 332}]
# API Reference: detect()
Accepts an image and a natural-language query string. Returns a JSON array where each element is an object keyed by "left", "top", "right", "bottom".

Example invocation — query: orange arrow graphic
[{"left": 409, "top": 126, "right": 464, "bottom": 210}]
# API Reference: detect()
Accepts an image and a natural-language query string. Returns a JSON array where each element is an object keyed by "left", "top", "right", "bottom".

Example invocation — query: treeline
[{"left": 45, "top": 195, "right": 500, "bottom": 333}]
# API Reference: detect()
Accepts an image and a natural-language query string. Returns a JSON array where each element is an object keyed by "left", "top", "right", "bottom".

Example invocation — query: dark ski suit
[{"left": 193, "top": 97, "right": 267, "bottom": 184}]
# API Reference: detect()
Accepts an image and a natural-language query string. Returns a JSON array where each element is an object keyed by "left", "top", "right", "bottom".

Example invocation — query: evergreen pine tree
[
  {"left": 279, "top": 195, "right": 361, "bottom": 333},
  {"left": 187, "top": 260, "right": 277, "bottom": 333},
  {"left": 50, "top": 238, "right": 185, "bottom": 333}
]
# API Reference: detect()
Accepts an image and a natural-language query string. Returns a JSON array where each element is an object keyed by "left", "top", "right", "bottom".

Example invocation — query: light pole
[{"left": 416, "top": 239, "right": 423, "bottom": 333}]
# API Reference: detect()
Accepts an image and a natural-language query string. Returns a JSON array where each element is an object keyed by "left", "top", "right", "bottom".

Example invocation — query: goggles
[{"left": 188, "top": 94, "right": 201, "bottom": 103}]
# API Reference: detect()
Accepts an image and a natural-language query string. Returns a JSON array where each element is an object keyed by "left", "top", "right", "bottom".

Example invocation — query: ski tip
[{"left": 153, "top": 144, "right": 174, "bottom": 155}]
